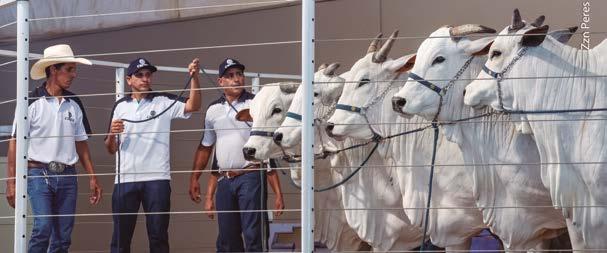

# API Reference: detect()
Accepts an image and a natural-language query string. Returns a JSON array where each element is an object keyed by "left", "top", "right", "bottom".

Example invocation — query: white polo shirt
[
  {"left": 109, "top": 92, "right": 191, "bottom": 183},
  {"left": 12, "top": 84, "right": 92, "bottom": 165},
  {"left": 201, "top": 92, "right": 254, "bottom": 170}
]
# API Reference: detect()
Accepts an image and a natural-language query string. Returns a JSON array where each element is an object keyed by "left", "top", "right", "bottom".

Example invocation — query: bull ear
[
  {"left": 521, "top": 25, "right": 550, "bottom": 47},
  {"left": 387, "top": 53, "right": 416, "bottom": 73},
  {"left": 549, "top": 26, "right": 578, "bottom": 44},
  {"left": 279, "top": 82, "right": 301, "bottom": 94},
  {"left": 235, "top": 108, "right": 253, "bottom": 122},
  {"left": 459, "top": 36, "right": 495, "bottom": 56}
]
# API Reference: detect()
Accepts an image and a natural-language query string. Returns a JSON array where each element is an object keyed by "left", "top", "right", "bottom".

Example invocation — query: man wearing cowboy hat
[{"left": 6, "top": 44, "right": 103, "bottom": 252}]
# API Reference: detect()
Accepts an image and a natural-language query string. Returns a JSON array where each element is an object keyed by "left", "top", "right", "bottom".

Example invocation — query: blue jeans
[
  {"left": 215, "top": 171, "right": 268, "bottom": 252},
  {"left": 110, "top": 180, "right": 171, "bottom": 253},
  {"left": 27, "top": 167, "right": 78, "bottom": 253}
]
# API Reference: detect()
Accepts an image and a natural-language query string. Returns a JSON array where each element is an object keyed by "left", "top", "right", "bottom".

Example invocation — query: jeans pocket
[{"left": 27, "top": 169, "right": 45, "bottom": 194}]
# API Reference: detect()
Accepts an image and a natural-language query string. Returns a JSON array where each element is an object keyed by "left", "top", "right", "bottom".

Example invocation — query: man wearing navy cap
[
  {"left": 189, "top": 58, "right": 285, "bottom": 252},
  {"left": 105, "top": 57, "right": 201, "bottom": 253}
]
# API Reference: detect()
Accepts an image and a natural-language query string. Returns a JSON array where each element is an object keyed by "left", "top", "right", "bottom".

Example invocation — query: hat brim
[
  {"left": 221, "top": 64, "right": 245, "bottom": 77},
  {"left": 30, "top": 57, "right": 92, "bottom": 80}
]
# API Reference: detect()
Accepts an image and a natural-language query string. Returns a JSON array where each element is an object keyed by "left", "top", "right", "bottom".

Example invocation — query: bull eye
[
  {"left": 272, "top": 108, "right": 282, "bottom": 115},
  {"left": 314, "top": 92, "right": 319, "bottom": 97},
  {"left": 358, "top": 78, "right": 371, "bottom": 88},
  {"left": 431, "top": 56, "right": 445, "bottom": 66},
  {"left": 491, "top": 50, "right": 502, "bottom": 59}
]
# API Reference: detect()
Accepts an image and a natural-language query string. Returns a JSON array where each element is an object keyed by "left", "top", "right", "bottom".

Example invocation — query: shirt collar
[
  {"left": 34, "top": 82, "right": 72, "bottom": 101},
  {"left": 126, "top": 89, "right": 157, "bottom": 102},
  {"left": 219, "top": 90, "right": 254, "bottom": 105}
]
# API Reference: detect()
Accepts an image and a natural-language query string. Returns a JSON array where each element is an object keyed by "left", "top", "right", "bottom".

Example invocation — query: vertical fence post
[
  {"left": 14, "top": 1, "right": 30, "bottom": 252},
  {"left": 301, "top": 0, "right": 315, "bottom": 252},
  {"left": 252, "top": 75, "right": 260, "bottom": 94}
]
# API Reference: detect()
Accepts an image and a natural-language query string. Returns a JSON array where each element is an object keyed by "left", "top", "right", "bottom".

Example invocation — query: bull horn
[
  {"left": 367, "top": 33, "right": 383, "bottom": 54},
  {"left": 373, "top": 30, "right": 399, "bottom": 63},
  {"left": 323, "top": 62, "right": 341, "bottom": 76},
  {"left": 530, "top": 15, "right": 545, "bottom": 27},
  {"left": 509, "top": 8, "right": 525, "bottom": 32},
  {"left": 318, "top": 63, "right": 328, "bottom": 72},
  {"left": 450, "top": 24, "right": 497, "bottom": 41}
]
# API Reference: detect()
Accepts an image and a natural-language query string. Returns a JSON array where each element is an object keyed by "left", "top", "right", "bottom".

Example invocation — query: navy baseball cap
[
  {"left": 218, "top": 58, "right": 245, "bottom": 77},
  {"left": 127, "top": 58, "right": 157, "bottom": 76}
]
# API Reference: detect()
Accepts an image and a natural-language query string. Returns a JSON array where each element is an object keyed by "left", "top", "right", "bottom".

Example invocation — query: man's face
[
  {"left": 218, "top": 67, "right": 245, "bottom": 97},
  {"left": 52, "top": 63, "right": 77, "bottom": 90},
  {"left": 126, "top": 69, "right": 153, "bottom": 92}
]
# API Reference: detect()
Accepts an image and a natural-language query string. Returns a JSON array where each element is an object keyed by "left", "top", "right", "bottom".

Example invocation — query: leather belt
[
  {"left": 219, "top": 164, "right": 261, "bottom": 179},
  {"left": 27, "top": 160, "right": 72, "bottom": 173}
]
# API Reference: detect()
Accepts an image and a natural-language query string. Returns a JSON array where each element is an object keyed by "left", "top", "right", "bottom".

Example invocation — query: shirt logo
[
  {"left": 64, "top": 112, "right": 75, "bottom": 122},
  {"left": 147, "top": 110, "right": 157, "bottom": 119}
]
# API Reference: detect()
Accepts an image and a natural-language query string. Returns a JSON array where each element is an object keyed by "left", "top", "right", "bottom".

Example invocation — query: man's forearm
[
  {"left": 267, "top": 170, "right": 283, "bottom": 197},
  {"left": 76, "top": 141, "right": 96, "bottom": 180},
  {"left": 191, "top": 145, "right": 212, "bottom": 181},
  {"left": 104, "top": 134, "right": 118, "bottom": 154},
  {"left": 185, "top": 75, "right": 201, "bottom": 113},
  {"left": 7, "top": 139, "right": 16, "bottom": 185},
  {"left": 205, "top": 173, "right": 218, "bottom": 199}
]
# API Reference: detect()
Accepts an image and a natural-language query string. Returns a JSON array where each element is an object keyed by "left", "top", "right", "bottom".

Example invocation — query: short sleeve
[
  {"left": 74, "top": 109, "right": 88, "bottom": 141},
  {"left": 200, "top": 112, "right": 216, "bottom": 147},
  {"left": 170, "top": 100, "right": 191, "bottom": 120}
]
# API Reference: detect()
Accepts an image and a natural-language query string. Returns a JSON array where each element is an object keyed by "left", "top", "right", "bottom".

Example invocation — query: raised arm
[{"left": 184, "top": 58, "right": 201, "bottom": 113}]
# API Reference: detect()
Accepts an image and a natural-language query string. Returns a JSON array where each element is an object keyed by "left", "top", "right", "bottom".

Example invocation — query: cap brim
[
  {"left": 30, "top": 57, "right": 92, "bottom": 80},
  {"left": 221, "top": 64, "right": 245, "bottom": 77}
]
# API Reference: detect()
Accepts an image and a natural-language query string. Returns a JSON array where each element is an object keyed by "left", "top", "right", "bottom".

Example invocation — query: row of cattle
[{"left": 240, "top": 9, "right": 606, "bottom": 252}]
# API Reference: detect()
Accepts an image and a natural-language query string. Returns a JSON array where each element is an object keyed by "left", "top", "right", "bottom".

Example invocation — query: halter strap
[
  {"left": 249, "top": 131, "right": 274, "bottom": 137},
  {"left": 335, "top": 103, "right": 364, "bottom": 114},
  {"left": 482, "top": 65, "right": 501, "bottom": 79},
  {"left": 285, "top": 111, "right": 302, "bottom": 121},
  {"left": 408, "top": 72, "right": 442, "bottom": 95}
]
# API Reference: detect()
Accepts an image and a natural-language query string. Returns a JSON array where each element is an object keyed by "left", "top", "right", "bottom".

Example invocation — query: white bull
[
  {"left": 240, "top": 81, "right": 369, "bottom": 251},
  {"left": 274, "top": 64, "right": 424, "bottom": 251},
  {"left": 464, "top": 9, "right": 607, "bottom": 251},
  {"left": 326, "top": 30, "right": 486, "bottom": 251},
  {"left": 392, "top": 24, "right": 570, "bottom": 251}
]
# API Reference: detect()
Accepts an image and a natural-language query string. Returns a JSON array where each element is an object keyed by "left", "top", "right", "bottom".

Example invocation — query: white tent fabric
[{"left": 0, "top": 0, "right": 296, "bottom": 41}]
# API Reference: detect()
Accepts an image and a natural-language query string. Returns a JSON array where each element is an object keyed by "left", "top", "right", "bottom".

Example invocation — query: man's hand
[
  {"left": 110, "top": 120, "right": 124, "bottom": 135},
  {"left": 189, "top": 179, "right": 202, "bottom": 203},
  {"left": 188, "top": 58, "right": 200, "bottom": 77},
  {"left": 89, "top": 177, "right": 102, "bottom": 205},
  {"left": 204, "top": 196, "right": 216, "bottom": 219},
  {"left": 5, "top": 182, "right": 15, "bottom": 208},
  {"left": 274, "top": 195, "right": 285, "bottom": 218}
]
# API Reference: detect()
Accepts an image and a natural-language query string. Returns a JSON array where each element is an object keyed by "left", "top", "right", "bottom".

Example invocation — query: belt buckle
[
  {"left": 48, "top": 161, "right": 65, "bottom": 173},
  {"left": 225, "top": 171, "right": 234, "bottom": 179}
]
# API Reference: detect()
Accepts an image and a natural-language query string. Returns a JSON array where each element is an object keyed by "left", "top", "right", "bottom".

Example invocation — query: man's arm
[
  {"left": 189, "top": 144, "right": 213, "bottom": 202},
  {"left": 75, "top": 141, "right": 102, "bottom": 205},
  {"left": 104, "top": 119, "right": 124, "bottom": 154},
  {"left": 204, "top": 173, "right": 219, "bottom": 219},
  {"left": 184, "top": 58, "right": 201, "bottom": 113},
  {"left": 267, "top": 170, "right": 284, "bottom": 217},
  {"left": 5, "top": 139, "right": 16, "bottom": 208}
]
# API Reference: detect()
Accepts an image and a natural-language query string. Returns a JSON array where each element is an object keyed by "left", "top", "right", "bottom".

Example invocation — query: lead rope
[{"left": 419, "top": 122, "right": 439, "bottom": 251}]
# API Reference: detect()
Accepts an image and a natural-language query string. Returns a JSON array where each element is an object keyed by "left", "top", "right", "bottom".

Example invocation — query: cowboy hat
[{"left": 30, "top": 44, "right": 92, "bottom": 80}]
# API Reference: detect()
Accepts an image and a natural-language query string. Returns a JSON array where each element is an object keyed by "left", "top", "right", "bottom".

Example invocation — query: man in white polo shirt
[
  {"left": 188, "top": 58, "right": 284, "bottom": 252},
  {"left": 104, "top": 57, "right": 201, "bottom": 253},
  {"left": 6, "top": 44, "right": 103, "bottom": 253}
]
